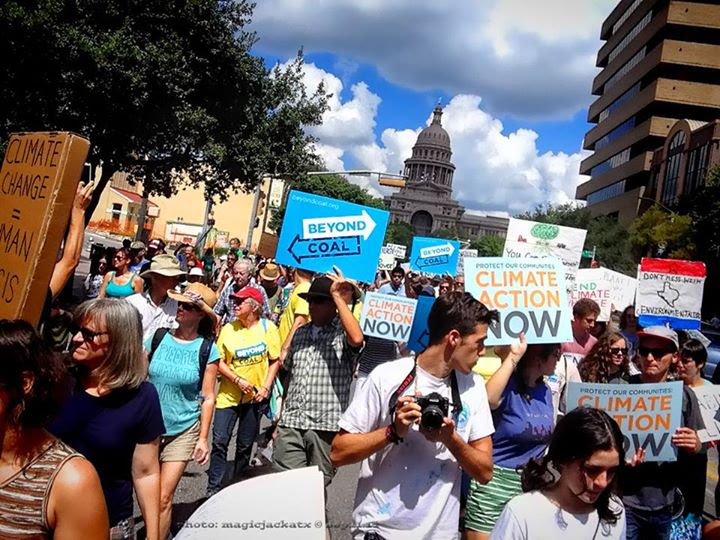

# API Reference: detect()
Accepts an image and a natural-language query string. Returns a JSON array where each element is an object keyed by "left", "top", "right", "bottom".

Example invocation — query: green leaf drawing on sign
[{"left": 530, "top": 223, "right": 560, "bottom": 241}]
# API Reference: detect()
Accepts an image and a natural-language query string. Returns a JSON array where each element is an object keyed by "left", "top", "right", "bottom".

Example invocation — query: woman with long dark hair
[
  {"left": 0, "top": 320, "right": 108, "bottom": 538},
  {"left": 578, "top": 331, "right": 630, "bottom": 384},
  {"left": 83, "top": 255, "right": 109, "bottom": 300},
  {"left": 490, "top": 407, "right": 626, "bottom": 539},
  {"left": 464, "top": 340, "right": 558, "bottom": 538}
]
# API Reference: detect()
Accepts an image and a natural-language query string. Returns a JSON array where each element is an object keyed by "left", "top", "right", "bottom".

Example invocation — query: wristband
[{"left": 385, "top": 424, "right": 403, "bottom": 445}]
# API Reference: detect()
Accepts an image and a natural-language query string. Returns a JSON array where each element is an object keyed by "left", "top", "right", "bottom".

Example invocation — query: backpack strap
[
  {"left": 149, "top": 327, "right": 170, "bottom": 363},
  {"left": 197, "top": 338, "right": 213, "bottom": 392}
]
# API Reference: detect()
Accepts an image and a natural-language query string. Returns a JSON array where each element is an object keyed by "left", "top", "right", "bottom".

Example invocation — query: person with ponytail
[{"left": 490, "top": 407, "right": 626, "bottom": 539}]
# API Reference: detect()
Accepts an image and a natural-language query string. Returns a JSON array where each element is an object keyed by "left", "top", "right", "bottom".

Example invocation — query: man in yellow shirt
[
  {"left": 278, "top": 268, "right": 314, "bottom": 360},
  {"left": 207, "top": 286, "right": 281, "bottom": 496}
]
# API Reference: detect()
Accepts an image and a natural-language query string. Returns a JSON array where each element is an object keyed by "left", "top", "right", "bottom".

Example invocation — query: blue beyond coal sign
[
  {"left": 409, "top": 236, "right": 460, "bottom": 276},
  {"left": 275, "top": 190, "right": 389, "bottom": 283}
]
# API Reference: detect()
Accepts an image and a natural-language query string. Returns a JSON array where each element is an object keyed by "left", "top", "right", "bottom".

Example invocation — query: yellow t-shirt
[
  {"left": 351, "top": 301, "right": 362, "bottom": 322},
  {"left": 473, "top": 349, "right": 502, "bottom": 383},
  {"left": 278, "top": 281, "right": 311, "bottom": 344},
  {"left": 216, "top": 319, "right": 281, "bottom": 408}
]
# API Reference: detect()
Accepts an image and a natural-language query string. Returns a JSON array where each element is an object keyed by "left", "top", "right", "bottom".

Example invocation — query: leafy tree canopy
[
  {"left": 0, "top": 0, "right": 327, "bottom": 208},
  {"left": 470, "top": 235, "right": 504, "bottom": 257},
  {"left": 384, "top": 222, "right": 414, "bottom": 254},
  {"left": 629, "top": 206, "right": 694, "bottom": 260}
]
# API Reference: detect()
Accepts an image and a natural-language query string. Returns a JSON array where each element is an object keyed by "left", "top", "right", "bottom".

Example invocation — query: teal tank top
[{"left": 105, "top": 271, "right": 137, "bottom": 298}]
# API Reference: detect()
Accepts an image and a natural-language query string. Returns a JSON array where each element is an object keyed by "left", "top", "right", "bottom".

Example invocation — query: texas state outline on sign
[{"left": 275, "top": 190, "right": 389, "bottom": 284}]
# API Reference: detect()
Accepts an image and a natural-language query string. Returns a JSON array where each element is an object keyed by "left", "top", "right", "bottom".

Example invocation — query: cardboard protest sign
[
  {"left": 407, "top": 295, "right": 435, "bottom": 352},
  {"left": 570, "top": 268, "right": 637, "bottom": 322},
  {"left": 386, "top": 243, "right": 407, "bottom": 259},
  {"left": 360, "top": 292, "right": 418, "bottom": 342},
  {"left": 636, "top": 258, "right": 705, "bottom": 329},
  {"left": 275, "top": 190, "right": 389, "bottom": 283},
  {"left": 464, "top": 257, "right": 572, "bottom": 345},
  {"left": 567, "top": 381, "right": 684, "bottom": 462},
  {"left": 409, "top": 237, "right": 460, "bottom": 276},
  {"left": 378, "top": 246, "right": 396, "bottom": 271},
  {"left": 503, "top": 218, "right": 586, "bottom": 289},
  {"left": 690, "top": 385, "right": 719, "bottom": 442},
  {"left": 0, "top": 132, "right": 90, "bottom": 325}
]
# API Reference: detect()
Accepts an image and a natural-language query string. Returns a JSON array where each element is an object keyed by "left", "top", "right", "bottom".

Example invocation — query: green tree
[
  {"left": 384, "top": 222, "right": 414, "bottom": 255},
  {"left": 517, "top": 203, "right": 635, "bottom": 275},
  {"left": 0, "top": 1, "right": 327, "bottom": 211},
  {"left": 433, "top": 227, "right": 462, "bottom": 240},
  {"left": 629, "top": 206, "right": 694, "bottom": 260},
  {"left": 470, "top": 235, "right": 504, "bottom": 257},
  {"left": 268, "top": 173, "right": 384, "bottom": 233}
]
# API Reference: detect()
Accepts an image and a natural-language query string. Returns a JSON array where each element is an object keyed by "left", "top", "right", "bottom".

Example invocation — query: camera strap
[{"left": 388, "top": 361, "right": 462, "bottom": 417}]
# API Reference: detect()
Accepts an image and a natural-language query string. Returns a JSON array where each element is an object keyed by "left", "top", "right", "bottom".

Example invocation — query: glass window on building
[
  {"left": 661, "top": 131, "right": 687, "bottom": 206},
  {"left": 685, "top": 143, "right": 709, "bottom": 195},
  {"left": 586, "top": 180, "right": 627, "bottom": 205},
  {"left": 111, "top": 203, "right": 122, "bottom": 223}
]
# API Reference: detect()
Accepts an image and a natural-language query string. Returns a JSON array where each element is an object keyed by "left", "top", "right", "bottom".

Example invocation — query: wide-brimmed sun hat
[
  {"left": 167, "top": 282, "right": 217, "bottom": 319},
  {"left": 140, "top": 254, "right": 186, "bottom": 278},
  {"left": 259, "top": 262, "right": 280, "bottom": 281}
]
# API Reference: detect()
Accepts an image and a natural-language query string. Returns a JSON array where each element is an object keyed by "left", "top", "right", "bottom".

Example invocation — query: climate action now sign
[
  {"left": 567, "top": 381, "right": 683, "bottom": 462},
  {"left": 464, "top": 257, "right": 572, "bottom": 345},
  {"left": 360, "top": 292, "right": 418, "bottom": 342}
]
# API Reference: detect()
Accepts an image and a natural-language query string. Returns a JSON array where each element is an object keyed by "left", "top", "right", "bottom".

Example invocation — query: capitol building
[{"left": 385, "top": 105, "right": 508, "bottom": 238}]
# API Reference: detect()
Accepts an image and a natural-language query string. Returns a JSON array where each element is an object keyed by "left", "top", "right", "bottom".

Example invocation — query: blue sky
[{"left": 250, "top": 0, "right": 614, "bottom": 214}]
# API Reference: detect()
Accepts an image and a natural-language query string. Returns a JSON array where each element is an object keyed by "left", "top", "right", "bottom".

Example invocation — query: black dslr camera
[{"left": 415, "top": 392, "right": 450, "bottom": 430}]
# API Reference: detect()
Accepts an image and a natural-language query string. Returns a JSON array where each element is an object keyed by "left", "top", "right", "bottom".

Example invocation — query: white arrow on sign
[
  {"left": 420, "top": 242, "right": 455, "bottom": 259},
  {"left": 302, "top": 210, "right": 377, "bottom": 241}
]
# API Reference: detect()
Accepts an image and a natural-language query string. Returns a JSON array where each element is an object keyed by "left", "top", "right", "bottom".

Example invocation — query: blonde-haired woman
[
  {"left": 206, "top": 286, "right": 281, "bottom": 496},
  {"left": 50, "top": 298, "right": 165, "bottom": 540}
]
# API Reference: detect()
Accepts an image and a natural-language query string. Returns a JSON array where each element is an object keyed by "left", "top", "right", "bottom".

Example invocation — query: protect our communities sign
[
  {"left": 464, "top": 257, "right": 572, "bottom": 345},
  {"left": 567, "top": 382, "right": 684, "bottom": 462}
]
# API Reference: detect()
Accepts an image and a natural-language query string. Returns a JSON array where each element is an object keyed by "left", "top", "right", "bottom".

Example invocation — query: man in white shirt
[
  {"left": 126, "top": 254, "right": 186, "bottom": 342},
  {"left": 331, "top": 292, "right": 497, "bottom": 539}
]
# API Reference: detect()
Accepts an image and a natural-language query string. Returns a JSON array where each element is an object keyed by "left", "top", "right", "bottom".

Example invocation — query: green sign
[{"left": 582, "top": 249, "right": 594, "bottom": 258}]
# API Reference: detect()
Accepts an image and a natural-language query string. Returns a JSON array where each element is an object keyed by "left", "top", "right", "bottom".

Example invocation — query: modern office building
[{"left": 576, "top": 0, "right": 720, "bottom": 225}]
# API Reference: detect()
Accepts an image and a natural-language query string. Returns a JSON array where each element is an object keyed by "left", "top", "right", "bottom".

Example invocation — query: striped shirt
[
  {"left": 214, "top": 278, "right": 271, "bottom": 324},
  {"left": 0, "top": 438, "right": 82, "bottom": 538},
  {"left": 281, "top": 318, "right": 360, "bottom": 432}
]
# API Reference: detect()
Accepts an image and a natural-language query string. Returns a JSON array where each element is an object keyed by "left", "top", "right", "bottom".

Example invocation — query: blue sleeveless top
[{"left": 105, "top": 271, "right": 137, "bottom": 298}]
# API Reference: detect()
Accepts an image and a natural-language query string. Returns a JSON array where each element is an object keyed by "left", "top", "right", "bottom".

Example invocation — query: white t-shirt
[
  {"left": 490, "top": 491, "right": 626, "bottom": 540},
  {"left": 338, "top": 357, "right": 494, "bottom": 540},
  {"left": 126, "top": 292, "right": 179, "bottom": 343}
]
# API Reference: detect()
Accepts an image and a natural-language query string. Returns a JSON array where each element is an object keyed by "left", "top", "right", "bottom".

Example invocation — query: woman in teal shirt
[
  {"left": 145, "top": 283, "right": 220, "bottom": 540},
  {"left": 98, "top": 248, "right": 143, "bottom": 299}
]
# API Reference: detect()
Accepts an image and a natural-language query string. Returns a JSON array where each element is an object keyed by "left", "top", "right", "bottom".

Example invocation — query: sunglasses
[
  {"left": 70, "top": 323, "right": 108, "bottom": 342},
  {"left": 609, "top": 347, "right": 628, "bottom": 356},
  {"left": 178, "top": 302, "right": 200, "bottom": 312},
  {"left": 638, "top": 346, "right": 674, "bottom": 358}
]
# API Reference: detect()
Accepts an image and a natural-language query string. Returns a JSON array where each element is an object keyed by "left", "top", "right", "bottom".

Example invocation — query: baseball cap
[
  {"left": 637, "top": 326, "right": 679, "bottom": 350},
  {"left": 130, "top": 241, "right": 146, "bottom": 250},
  {"left": 189, "top": 267, "right": 204, "bottom": 277},
  {"left": 231, "top": 286, "right": 264, "bottom": 305}
]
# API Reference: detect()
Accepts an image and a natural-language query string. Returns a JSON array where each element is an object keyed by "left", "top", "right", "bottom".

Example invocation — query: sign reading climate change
[
  {"left": 409, "top": 237, "right": 460, "bottom": 276},
  {"left": 275, "top": 191, "right": 389, "bottom": 283},
  {"left": 636, "top": 258, "right": 705, "bottom": 330},
  {"left": 567, "top": 382, "right": 684, "bottom": 462},
  {"left": 503, "top": 218, "right": 587, "bottom": 289},
  {"left": 569, "top": 268, "right": 637, "bottom": 322},
  {"left": 360, "top": 292, "right": 418, "bottom": 342},
  {"left": 464, "top": 257, "right": 572, "bottom": 345}
]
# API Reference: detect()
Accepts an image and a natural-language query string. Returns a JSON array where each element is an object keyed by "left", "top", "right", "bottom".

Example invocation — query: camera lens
[{"left": 420, "top": 406, "right": 444, "bottom": 430}]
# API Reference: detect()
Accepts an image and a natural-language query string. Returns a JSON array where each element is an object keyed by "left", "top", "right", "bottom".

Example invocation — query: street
[{"left": 75, "top": 232, "right": 720, "bottom": 537}]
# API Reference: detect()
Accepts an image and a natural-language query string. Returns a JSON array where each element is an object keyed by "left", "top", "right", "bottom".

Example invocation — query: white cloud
[
  {"left": 253, "top": 0, "right": 615, "bottom": 119},
  {"left": 293, "top": 62, "right": 589, "bottom": 214}
]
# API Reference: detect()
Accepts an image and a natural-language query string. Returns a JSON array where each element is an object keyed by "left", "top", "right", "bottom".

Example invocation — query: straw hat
[
  {"left": 259, "top": 262, "right": 280, "bottom": 281},
  {"left": 140, "top": 254, "right": 186, "bottom": 278},
  {"left": 167, "top": 282, "right": 217, "bottom": 319}
]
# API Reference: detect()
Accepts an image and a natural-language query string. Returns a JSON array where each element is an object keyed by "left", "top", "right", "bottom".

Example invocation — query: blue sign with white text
[
  {"left": 275, "top": 190, "right": 389, "bottom": 283},
  {"left": 407, "top": 295, "right": 436, "bottom": 353},
  {"left": 409, "top": 237, "right": 461, "bottom": 276}
]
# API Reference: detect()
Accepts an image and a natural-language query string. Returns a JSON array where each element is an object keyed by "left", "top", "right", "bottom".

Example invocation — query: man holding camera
[{"left": 331, "top": 292, "right": 496, "bottom": 539}]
